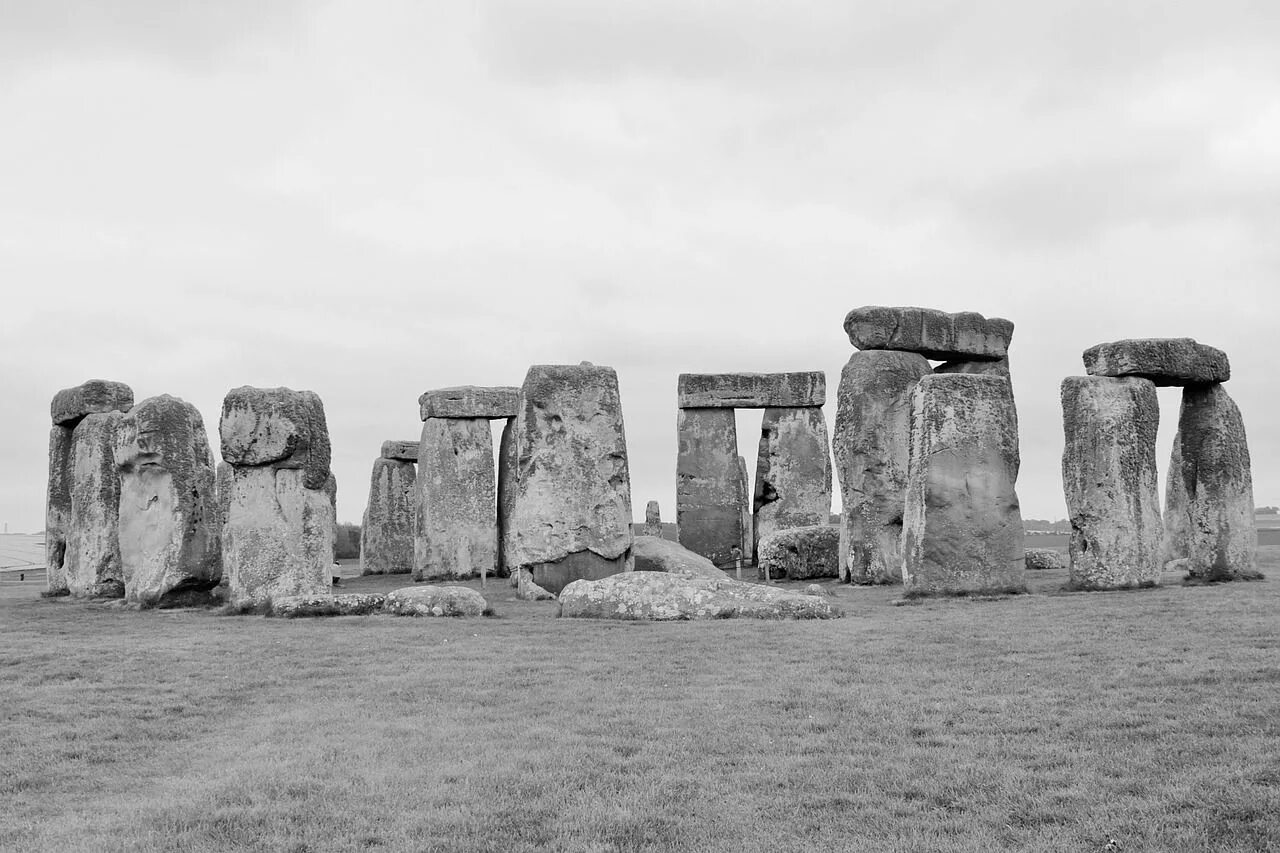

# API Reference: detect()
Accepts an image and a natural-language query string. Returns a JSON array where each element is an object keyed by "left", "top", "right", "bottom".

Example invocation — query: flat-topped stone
[
  {"left": 418, "top": 386, "right": 519, "bottom": 420},
  {"left": 380, "top": 440, "right": 420, "bottom": 461},
  {"left": 1082, "top": 338, "right": 1230, "bottom": 386},
  {"left": 843, "top": 306, "right": 1013, "bottom": 361},
  {"left": 677, "top": 372, "right": 825, "bottom": 409},
  {"left": 219, "top": 386, "right": 331, "bottom": 489},
  {"left": 51, "top": 380, "right": 133, "bottom": 426}
]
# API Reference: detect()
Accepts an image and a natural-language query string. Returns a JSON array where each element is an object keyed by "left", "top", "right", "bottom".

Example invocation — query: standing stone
[
  {"left": 833, "top": 350, "right": 932, "bottom": 584},
  {"left": 1161, "top": 439, "right": 1190, "bottom": 566},
  {"left": 902, "top": 374, "right": 1024, "bottom": 595},
  {"left": 216, "top": 461, "right": 233, "bottom": 529},
  {"left": 505, "top": 363, "right": 633, "bottom": 595},
  {"left": 753, "top": 407, "right": 831, "bottom": 557},
  {"left": 114, "top": 395, "right": 222, "bottom": 604},
  {"left": 643, "top": 501, "right": 663, "bottom": 537},
  {"left": 360, "top": 457, "right": 416, "bottom": 575},
  {"left": 220, "top": 386, "right": 331, "bottom": 489},
  {"left": 737, "top": 456, "right": 752, "bottom": 560},
  {"left": 497, "top": 416, "right": 517, "bottom": 577},
  {"left": 676, "top": 408, "right": 743, "bottom": 566},
  {"left": 1166, "top": 384, "right": 1259, "bottom": 581},
  {"left": 66, "top": 412, "right": 127, "bottom": 597},
  {"left": 1060, "top": 377, "right": 1163, "bottom": 590},
  {"left": 415, "top": 417, "right": 497, "bottom": 580},
  {"left": 45, "top": 426, "right": 73, "bottom": 594}
]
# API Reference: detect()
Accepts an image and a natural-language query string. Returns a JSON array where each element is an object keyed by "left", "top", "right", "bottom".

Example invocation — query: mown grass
[{"left": 2, "top": 548, "right": 1279, "bottom": 852}]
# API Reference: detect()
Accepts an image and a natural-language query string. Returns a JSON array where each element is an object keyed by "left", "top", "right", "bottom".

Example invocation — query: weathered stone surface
[
  {"left": 360, "top": 457, "right": 416, "bottom": 575},
  {"left": 757, "top": 525, "right": 840, "bottom": 580},
  {"left": 677, "top": 372, "right": 825, "bottom": 409},
  {"left": 66, "top": 412, "right": 126, "bottom": 597},
  {"left": 833, "top": 350, "right": 932, "bottom": 584},
  {"left": 844, "top": 306, "right": 1013, "bottom": 361},
  {"left": 753, "top": 407, "right": 832, "bottom": 554},
  {"left": 114, "top": 395, "right": 222, "bottom": 604},
  {"left": 496, "top": 416, "right": 517, "bottom": 577},
  {"left": 270, "top": 593, "right": 387, "bottom": 617},
  {"left": 1083, "top": 338, "right": 1230, "bottom": 386},
  {"left": 935, "top": 357, "right": 1011, "bottom": 379},
  {"left": 221, "top": 467, "right": 334, "bottom": 606},
  {"left": 902, "top": 375, "right": 1025, "bottom": 595},
  {"left": 380, "top": 440, "right": 420, "bottom": 462},
  {"left": 505, "top": 364, "right": 633, "bottom": 594},
  {"left": 1162, "top": 439, "right": 1190, "bottom": 567},
  {"left": 1025, "top": 549, "right": 1067, "bottom": 571},
  {"left": 219, "top": 386, "right": 331, "bottom": 489},
  {"left": 415, "top": 417, "right": 497, "bottom": 580},
  {"left": 559, "top": 572, "right": 844, "bottom": 620},
  {"left": 1060, "top": 377, "right": 1163, "bottom": 590},
  {"left": 737, "top": 456, "right": 752, "bottom": 558},
  {"left": 383, "top": 585, "right": 487, "bottom": 617},
  {"left": 45, "top": 426, "right": 73, "bottom": 595},
  {"left": 514, "top": 568, "right": 557, "bottom": 601},
  {"left": 676, "top": 408, "right": 743, "bottom": 566},
  {"left": 632, "top": 535, "right": 725, "bottom": 579},
  {"left": 51, "top": 379, "right": 133, "bottom": 426},
  {"left": 215, "top": 461, "right": 233, "bottom": 529},
  {"left": 418, "top": 386, "right": 519, "bottom": 420},
  {"left": 1165, "top": 384, "right": 1258, "bottom": 580},
  {"left": 643, "top": 501, "right": 662, "bottom": 537}
]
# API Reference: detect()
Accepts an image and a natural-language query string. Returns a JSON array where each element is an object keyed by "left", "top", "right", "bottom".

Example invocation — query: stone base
[{"left": 531, "top": 549, "right": 630, "bottom": 596}]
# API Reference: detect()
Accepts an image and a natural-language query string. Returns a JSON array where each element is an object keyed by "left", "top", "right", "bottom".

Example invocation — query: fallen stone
[
  {"left": 1024, "top": 548, "right": 1067, "bottom": 572},
  {"left": 643, "top": 500, "right": 663, "bottom": 537},
  {"left": 45, "top": 426, "right": 74, "bottom": 595},
  {"left": 360, "top": 457, "right": 416, "bottom": 575},
  {"left": 115, "top": 395, "right": 222, "bottom": 605},
  {"left": 677, "top": 372, "right": 826, "bottom": 409},
  {"left": 757, "top": 525, "right": 840, "bottom": 580},
  {"left": 843, "top": 306, "right": 1013, "bottom": 361},
  {"left": 514, "top": 568, "right": 557, "bottom": 601},
  {"left": 675, "top": 407, "right": 744, "bottom": 566},
  {"left": 753, "top": 407, "right": 832, "bottom": 553},
  {"left": 902, "top": 374, "right": 1025, "bottom": 595},
  {"left": 219, "top": 386, "right": 331, "bottom": 489},
  {"left": 803, "top": 584, "right": 833, "bottom": 597},
  {"left": 51, "top": 379, "right": 133, "bottom": 426},
  {"left": 380, "top": 440, "right": 420, "bottom": 462},
  {"left": 418, "top": 385, "right": 519, "bottom": 420},
  {"left": 632, "top": 535, "right": 725, "bottom": 579},
  {"left": 559, "top": 572, "right": 844, "bottom": 620},
  {"left": 832, "top": 349, "right": 931, "bottom": 584},
  {"left": 415, "top": 417, "right": 498, "bottom": 580},
  {"left": 66, "top": 412, "right": 126, "bottom": 597},
  {"left": 384, "top": 585, "right": 487, "bottom": 617},
  {"left": 270, "top": 593, "right": 387, "bottom": 617},
  {"left": 1082, "top": 338, "right": 1230, "bottom": 386}
]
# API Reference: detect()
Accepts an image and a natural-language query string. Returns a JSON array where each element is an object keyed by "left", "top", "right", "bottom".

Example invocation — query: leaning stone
[
  {"left": 1082, "top": 338, "right": 1230, "bottom": 386},
  {"left": 383, "top": 585, "right": 487, "bottom": 617},
  {"left": 559, "top": 572, "right": 844, "bottom": 620},
  {"left": 757, "top": 525, "right": 840, "bottom": 580},
  {"left": 1024, "top": 548, "right": 1068, "bottom": 572},
  {"left": 643, "top": 501, "right": 663, "bottom": 537},
  {"left": 66, "top": 412, "right": 126, "bottom": 597},
  {"left": 505, "top": 363, "right": 633, "bottom": 594},
  {"left": 833, "top": 349, "right": 931, "bottom": 584},
  {"left": 1166, "top": 384, "right": 1259, "bottom": 580},
  {"left": 676, "top": 372, "right": 825, "bottom": 409},
  {"left": 418, "top": 386, "right": 519, "bottom": 420},
  {"left": 219, "top": 386, "right": 331, "bottom": 489},
  {"left": 1061, "top": 376, "right": 1163, "bottom": 590},
  {"left": 360, "top": 457, "right": 416, "bottom": 575},
  {"left": 380, "top": 440, "right": 420, "bottom": 462},
  {"left": 515, "top": 568, "right": 557, "bottom": 601},
  {"left": 45, "top": 426, "right": 74, "bottom": 595},
  {"left": 902, "top": 375, "right": 1024, "bottom": 595},
  {"left": 415, "top": 417, "right": 497, "bottom": 580},
  {"left": 115, "top": 395, "right": 222, "bottom": 605},
  {"left": 51, "top": 379, "right": 133, "bottom": 426},
  {"left": 753, "top": 407, "right": 832, "bottom": 553},
  {"left": 632, "top": 535, "right": 725, "bottom": 579},
  {"left": 675, "top": 408, "right": 743, "bottom": 566},
  {"left": 270, "top": 593, "right": 387, "bottom": 617},
  {"left": 843, "top": 306, "right": 1013, "bottom": 361}
]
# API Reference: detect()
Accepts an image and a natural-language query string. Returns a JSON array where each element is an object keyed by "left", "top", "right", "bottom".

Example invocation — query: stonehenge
[
  {"left": 643, "top": 501, "right": 663, "bottom": 537},
  {"left": 360, "top": 441, "right": 417, "bottom": 575}
]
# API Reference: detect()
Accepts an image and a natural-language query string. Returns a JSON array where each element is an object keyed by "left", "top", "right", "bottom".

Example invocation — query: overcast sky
[{"left": 2, "top": 1, "right": 1277, "bottom": 534}]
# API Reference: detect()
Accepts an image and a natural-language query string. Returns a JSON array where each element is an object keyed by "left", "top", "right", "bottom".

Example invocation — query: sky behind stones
[{"left": 2, "top": 1, "right": 1277, "bottom": 532}]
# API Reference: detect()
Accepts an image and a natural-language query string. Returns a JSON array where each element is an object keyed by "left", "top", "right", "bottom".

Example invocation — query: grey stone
[
  {"left": 1061, "top": 377, "right": 1163, "bottom": 590},
  {"left": 415, "top": 417, "right": 497, "bottom": 580},
  {"left": 380, "top": 440, "right": 420, "bottom": 462},
  {"left": 753, "top": 407, "right": 832, "bottom": 554},
  {"left": 675, "top": 408, "right": 743, "bottom": 566},
  {"left": 383, "top": 585, "right": 487, "bottom": 617},
  {"left": 496, "top": 416, "right": 517, "bottom": 577},
  {"left": 833, "top": 349, "right": 931, "bottom": 584},
  {"left": 66, "top": 412, "right": 126, "bottom": 597},
  {"left": 677, "top": 372, "right": 825, "bottom": 409},
  {"left": 1162, "top": 439, "right": 1190, "bottom": 566},
  {"left": 558, "top": 572, "right": 844, "bottom": 620},
  {"left": 844, "top": 306, "right": 1013, "bottom": 361},
  {"left": 219, "top": 386, "right": 331, "bottom": 489},
  {"left": 902, "top": 374, "right": 1025, "bottom": 595},
  {"left": 215, "top": 461, "right": 233, "bottom": 529},
  {"left": 44, "top": 426, "right": 73, "bottom": 595},
  {"left": 737, "top": 456, "right": 752, "bottom": 558},
  {"left": 1083, "top": 338, "right": 1230, "bottom": 386},
  {"left": 270, "top": 593, "right": 387, "bottom": 617},
  {"left": 935, "top": 357, "right": 1011, "bottom": 379},
  {"left": 514, "top": 568, "right": 557, "bottom": 601},
  {"left": 360, "top": 457, "right": 416, "bottom": 575},
  {"left": 114, "top": 395, "right": 222, "bottom": 604},
  {"left": 643, "top": 500, "right": 662, "bottom": 537},
  {"left": 51, "top": 379, "right": 133, "bottom": 426},
  {"left": 757, "top": 525, "right": 840, "bottom": 580},
  {"left": 418, "top": 385, "right": 519, "bottom": 420},
  {"left": 1024, "top": 549, "right": 1067, "bottom": 571},
  {"left": 632, "top": 535, "right": 725, "bottom": 579}
]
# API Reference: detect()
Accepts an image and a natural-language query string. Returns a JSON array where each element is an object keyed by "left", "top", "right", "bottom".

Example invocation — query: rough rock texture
[
  {"left": 215, "top": 461, "right": 233, "bottom": 528},
  {"left": 1060, "top": 377, "right": 1163, "bottom": 590},
  {"left": 935, "top": 357, "right": 1011, "bottom": 379},
  {"left": 737, "top": 456, "right": 752, "bottom": 558},
  {"left": 415, "top": 417, "right": 498, "bottom": 580},
  {"left": 1025, "top": 549, "right": 1068, "bottom": 571},
  {"left": 270, "top": 593, "right": 387, "bottom": 617},
  {"left": 114, "top": 395, "right": 222, "bottom": 604},
  {"left": 66, "top": 412, "right": 126, "bottom": 597},
  {"left": 514, "top": 568, "right": 557, "bottom": 601},
  {"left": 902, "top": 375, "right": 1025, "bottom": 595},
  {"left": 418, "top": 385, "right": 519, "bottom": 420},
  {"left": 1083, "top": 338, "right": 1230, "bottom": 386},
  {"left": 220, "top": 386, "right": 331, "bottom": 489},
  {"left": 380, "top": 440, "right": 420, "bottom": 462},
  {"left": 505, "top": 364, "right": 633, "bottom": 594},
  {"left": 677, "top": 372, "right": 825, "bottom": 409},
  {"left": 753, "top": 407, "right": 832, "bottom": 555},
  {"left": 675, "top": 407, "right": 743, "bottom": 566},
  {"left": 757, "top": 525, "right": 841, "bottom": 580},
  {"left": 632, "top": 535, "right": 725, "bottom": 579},
  {"left": 559, "top": 572, "right": 844, "bottom": 620},
  {"left": 360, "top": 457, "right": 416, "bottom": 575},
  {"left": 844, "top": 306, "right": 1013, "bottom": 361},
  {"left": 833, "top": 350, "right": 932, "bottom": 584},
  {"left": 51, "top": 379, "right": 134, "bottom": 427},
  {"left": 45, "top": 426, "right": 74, "bottom": 594},
  {"left": 383, "top": 585, "right": 487, "bottom": 617},
  {"left": 1165, "top": 384, "right": 1258, "bottom": 580},
  {"left": 496, "top": 416, "right": 517, "bottom": 576},
  {"left": 1162, "top": 440, "right": 1190, "bottom": 566},
  {"left": 643, "top": 501, "right": 662, "bottom": 537}
]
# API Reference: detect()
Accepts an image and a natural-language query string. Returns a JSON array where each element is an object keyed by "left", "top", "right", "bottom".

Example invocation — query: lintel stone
[
  {"left": 419, "top": 385, "right": 519, "bottom": 420},
  {"left": 1082, "top": 338, "right": 1230, "bottom": 386},
  {"left": 380, "top": 440, "right": 420, "bottom": 461},
  {"left": 677, "top": 372, "right": 825, "bottom": 409}
]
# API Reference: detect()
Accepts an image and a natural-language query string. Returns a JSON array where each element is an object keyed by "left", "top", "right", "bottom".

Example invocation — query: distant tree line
[{"left": 335, "top": 522, "right": 361, "bottom": 560}]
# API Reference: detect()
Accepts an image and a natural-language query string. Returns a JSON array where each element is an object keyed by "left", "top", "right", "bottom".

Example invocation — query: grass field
[{"left": 3, "top": 543, "right": 1280, "bottom": 852}]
